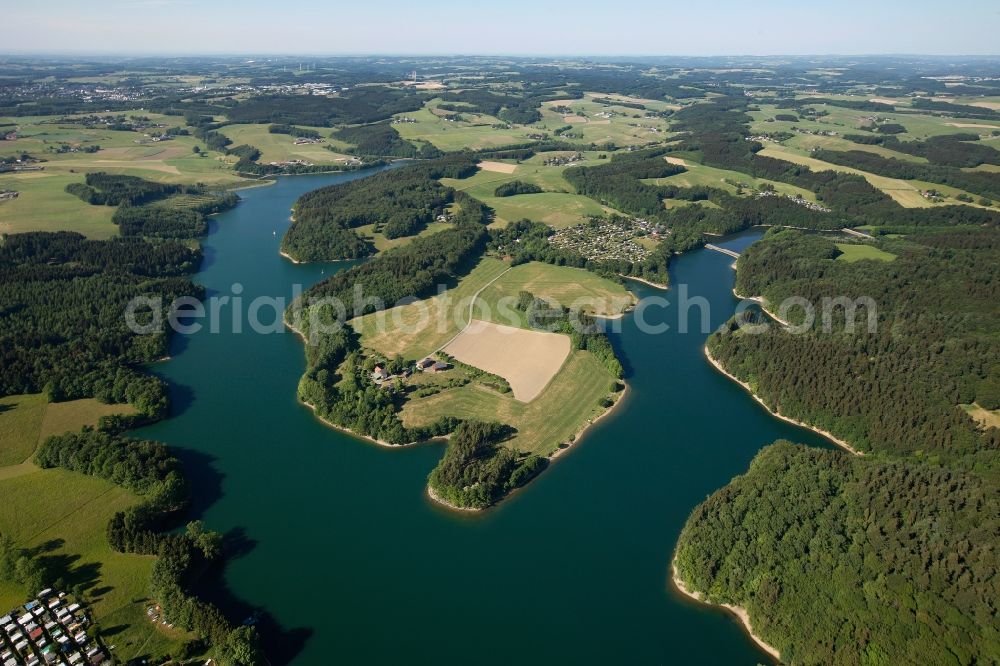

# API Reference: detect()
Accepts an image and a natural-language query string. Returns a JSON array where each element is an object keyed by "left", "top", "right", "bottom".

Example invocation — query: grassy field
[
  {"left": 475, "top": 262, "right": 635, "bottom": 320},
  {"left": 392, "top": 99, "right": 535, "bottom": 151},
  {"left": 0, "top": 469, "right": 183, "bottom": 661},
  {"left": 835, "top": 243, "right": 898, "bottom": 263},
  {"left": 756, "top": 145, "right": 938, "bottom": 207},
  {"left": 644, "top": 156, "right": 818, "bottom": 201},
  {"left": 536, "top": 95, "right": 673, "bottom": 147},
  {"left": 0, "top": 394, "right": 49, "bottom": 466},
  {"left": 962, "top": 403, "right": 1000, "bottom": 429},
  {"left": 0, "top": 171, "right": 119, "bottom": 237},
  {"left": 0, "top": 112, "right": 252, "bottom": 236},
  {"left": 442, "top": 152, "right": 618, "bottom": 228},
  {"left": 352, "top": 256, "right": 510, "bottom": 358},
  {"left": 0, "top": 393, "right": 180, "bottom": 660},
  {"left": 218, "top": 123, "right": 353, "bottom": 163},
  {"left": 401, "top": 349, "right": 619, "bottom": 455},
  {"left": 355, "top": 220, "right": 453, "bottom": 253},
  {"left": 0, "top": 394, "right": 135, "bottom": 469}
]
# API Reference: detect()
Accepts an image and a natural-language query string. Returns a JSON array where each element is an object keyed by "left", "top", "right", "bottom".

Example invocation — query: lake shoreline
[
  {"left": 622, "top": 274, "right": 668, "bottom": 290},
  {"left": 287, "top": 303, "right": 631, "bottom": 512},
  {"left": 732, "top": 289, "right": 792, "bottom": 327},
  {"left": 704, "top": 345, "right": 863, "bottom": 456},
  {"left": 550, "top": 381, "right": 629, "bottom": 461},
  {"left": 670, "top": 558, "right": 781, "bottom": 662}
]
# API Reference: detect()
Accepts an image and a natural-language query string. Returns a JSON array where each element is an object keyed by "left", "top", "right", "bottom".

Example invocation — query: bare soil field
[
  {"left": 477, "top": 160, "right": 518, "bottom": 174},
  {"left": 442, "top": 319, "right": 571, "bottom": 402},
  {"left": 946, "top": 122, "right": 998, "bottom": 129}
]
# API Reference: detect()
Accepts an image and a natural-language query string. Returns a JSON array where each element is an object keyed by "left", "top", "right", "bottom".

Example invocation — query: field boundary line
[{"left": 433, "top": 266, "right": 512, "bottom": 354}]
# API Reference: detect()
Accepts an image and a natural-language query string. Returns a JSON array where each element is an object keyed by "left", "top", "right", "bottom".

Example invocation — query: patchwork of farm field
[
  {"left": 391, "top": 100, "right": 535, "bottom": 151},
  {"left": 0, "top": 113, "right": 253, "bottom": 235},
  {"left": 644, "top": 155, "right": 818, "bottom": 201},
  {"left": 751, "top": 101, "right": 1000, "bottom": 140},
  {"left": 400, "top": 348, "right": 618, "bottom": 455},
  {"left": 756, "top": 144, "right": 960, "bottom": 207},
  {"left": 475, "top": 262, "right": 635, "bottom": 321},
  {"left": 537, "top": 96, "right": 673, "bottom": 147},
  {"left": 442, "top": 152, "right": 618, "bottom": 227},
  {"left": 352, "top": 256, "right": 510, "bottom": 359},
  {"left": 218, "top": 123, "right": 353, "bottom": 163}
]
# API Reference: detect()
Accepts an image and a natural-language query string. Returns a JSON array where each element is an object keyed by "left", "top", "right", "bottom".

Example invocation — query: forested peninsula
[{"left": 675, "top": 227, "right": 1000, "bottom": 664}]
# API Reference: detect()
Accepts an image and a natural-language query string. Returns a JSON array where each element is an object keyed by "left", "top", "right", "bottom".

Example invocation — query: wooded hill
[
  {"left": 676, "top": 226, "right": 1000, "bottom": 664},
  {"left": 281, "top": 156, "right": 480, "bottom": 261}
]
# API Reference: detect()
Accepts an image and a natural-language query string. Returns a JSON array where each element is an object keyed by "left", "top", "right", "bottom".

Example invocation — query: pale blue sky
[{"left": 6, "top": 0, "right": 1000, "bottom": 56}]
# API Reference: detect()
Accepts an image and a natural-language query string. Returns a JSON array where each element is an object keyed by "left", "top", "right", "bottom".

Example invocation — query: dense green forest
[
  {"left": 428, "top": 421, "right": 546, "bottom": 509},
  {"left": 281, "top": 156, "right": 479, "bottom": 260},
  {"left": 711, "top": 228, "right": 999, "bottom": 459},
  {"left": 676, "top": 226, "right": 1000, "bottom": 664},
  {"left": 331, "top": 122, "right": 440, "bottom": 158},
  {"left": 65, "top": 172, "right": 182, "bottom": 206},
  {"left": 0, "top": 232, "right": 202, "bottom": 417},
  {"left": 267, "top": 123, "right": 321, "bottom": 138},
  {"left": 493, "top": 180, "right": 543, "bottom": 197},
  {"left": 64, "top": 173, "right": 239, "bottom": 239},
  {"left": 675, "top": 442, "right": 1000, "bottom": 665},
  {"left": 224, "top": 87, "right": 426, "bottom": 125}
]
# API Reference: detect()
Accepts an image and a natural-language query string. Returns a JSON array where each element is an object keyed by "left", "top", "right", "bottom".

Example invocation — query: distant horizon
[
  {"left": 7, "top": 0, "right": 1000, "bottom": 57},
  {"left": 3, "top": 51, "right": 1000, "bottom": 60}
]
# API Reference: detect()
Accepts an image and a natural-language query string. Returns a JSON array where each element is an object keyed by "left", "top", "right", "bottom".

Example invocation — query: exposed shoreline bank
[
  {"left": 670, "top": 558, "right": 781, "bottom": 662},
  {"left": 732, "top": 289, "right": 792, "bottom": 327},
  {"left": 278, "top": 249, "right": 302, "bottom": 264},
  {"left": 622, "top": 274, "right": 668, "bottom": 290},
  {"left": 703, "top": 345, "right": 863, "bottom": 456}
]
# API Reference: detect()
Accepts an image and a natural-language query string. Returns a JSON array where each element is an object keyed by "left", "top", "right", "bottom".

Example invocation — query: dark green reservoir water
[{"left": 137, "top": 171, "right": 832, "bottom": 665}]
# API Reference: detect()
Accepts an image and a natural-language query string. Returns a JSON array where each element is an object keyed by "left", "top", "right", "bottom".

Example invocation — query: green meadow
[
  {"left": 442, "top": 152, "right": 618, "bottom": 227},
  {"left": 218, "top": 123, "right": 353, "bottom": 163},
  {"left": 391, "top": 99, "right": 534, "bottom": 151},
  {"left": 0, "top": 394, "right": 181, "bottom": 660},
  {"left": 835, "top": 243, "right": 898, "bottom": 263},
  {"left": 475, "top": 262, "right": 634, "bottom": 321},
  {"left": 401, "top": 349, "right": 619, "bottom": 456}
]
